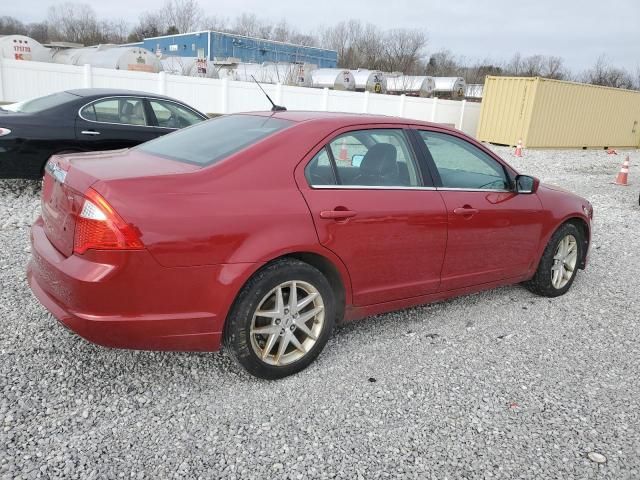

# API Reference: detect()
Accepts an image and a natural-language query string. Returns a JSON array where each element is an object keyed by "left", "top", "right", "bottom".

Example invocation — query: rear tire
[
  {"left": 224, "top": 259, "right": 336, "bottom": 379},
  {"left": 524, "top": 222, "right": 583, "bottom": 297}
]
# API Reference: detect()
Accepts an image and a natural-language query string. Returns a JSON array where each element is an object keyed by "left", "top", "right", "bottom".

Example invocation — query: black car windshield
[
  {"left": 137, "top": 114, "right": 293, "bottom": 166},
  {"left": 4, "top": 92, "right": 78, "bottom": 113}
]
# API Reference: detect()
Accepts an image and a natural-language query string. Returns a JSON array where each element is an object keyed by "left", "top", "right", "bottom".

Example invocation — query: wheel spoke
[
  {"left": 297, "top": 292, "right": 318, "bottom": 311},
  {"left": 289, "top": 334, "right": 305, "bottom": 353},
  {"left": 297, "top": 305, "right": 323, "bottom": 324},
  {"left": 275, "top": 287, "right": 285, "bottom": 315},
  {"left": 261, "top": 334, "right": 278, "bottom": 360},
  {"left": 275, "top": 335, "right": 289, "bottom": 365},
  {"left": 288, "top": 282, "right": 298, "bottom": 314},
  {"left": 251, "top": 324, "right": 281, "bottom": 336},
  {"left": 255, "top": 309, "right": 280, "bottom": 319},
  {"left": 294, "top": 320, "right": 317, "bottom": 341}
]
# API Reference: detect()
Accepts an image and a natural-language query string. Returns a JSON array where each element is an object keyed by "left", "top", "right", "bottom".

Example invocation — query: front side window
[
  {"left": 137, "top": 114, "right": 292, "bottom": 166},
  {"left": 149, "top": 99, "right": 203, "bottom": 129},
  {"left": 306, "top": 129, "right": 420, "bottom": 187},
  {"left": 418, "top": 131, "right": 510, "bottom": 190},
  {"left": 81, "top": 97, "right": 148, "bottom": 126}
]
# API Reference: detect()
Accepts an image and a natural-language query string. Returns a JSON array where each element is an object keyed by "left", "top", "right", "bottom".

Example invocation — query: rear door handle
[
  {"left": 81, "top": 130, "right": 100, "bottom": 136},
  {"left": 453, "top": 207, "right": 479, "bottom": 216},
  {"left": 320, "top": 209, "right": 357, "bottom": 220}
]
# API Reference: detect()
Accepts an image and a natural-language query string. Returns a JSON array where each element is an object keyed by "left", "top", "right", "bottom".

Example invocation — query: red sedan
[{"left": 27, "top": 112, "right": 593, "bottom": 379}]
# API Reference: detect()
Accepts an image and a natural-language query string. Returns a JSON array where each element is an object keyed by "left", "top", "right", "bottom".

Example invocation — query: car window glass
[
  {"left": 305, "top": 148, "right": 336, "bottom": 186},
  {"left": 81, "top": 98, "right": 148, "bottom": 126},
  {"left": 149, "top": 100, "right": 203, "bottom": 128},
  {"left": 137, "top": 114, "right": 292, "bottom": 166},
  {"left": 5, "top": 92, "right": 77, "bottom": 113},
  {"left": 326, "top": 129, "right": 420, "bottom": 187},
  {"left": 418, "top": 131, "right": 509, "bottom": 190}
]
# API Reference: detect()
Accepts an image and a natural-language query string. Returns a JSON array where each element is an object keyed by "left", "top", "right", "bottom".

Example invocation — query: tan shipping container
[{"left": 477, "top": 76, "right": 640, "bottom": 148}]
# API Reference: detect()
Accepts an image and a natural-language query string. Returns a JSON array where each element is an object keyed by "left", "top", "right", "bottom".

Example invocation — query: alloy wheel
[
  {"left": 250, "top": 281, "right": 325, "bottom": 366},
  {"left": 551, "top": 234, "right": 578, "bottom": 289}
]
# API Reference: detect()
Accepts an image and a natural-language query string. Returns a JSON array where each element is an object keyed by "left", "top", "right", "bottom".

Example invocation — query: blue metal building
[{"left": 140, "top": 31, "right": 337, "bottom": 68}]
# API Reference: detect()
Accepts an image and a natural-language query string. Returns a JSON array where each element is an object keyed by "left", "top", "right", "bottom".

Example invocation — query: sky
[{"left": 4, "top": 0, "right": 639, "bottom": 73}]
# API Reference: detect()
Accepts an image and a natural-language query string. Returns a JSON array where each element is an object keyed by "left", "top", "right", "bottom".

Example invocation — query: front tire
[
  {"left": 224, "top": 259, "right": 336, "bottom": 379},
  {"left": 524, "top": 223, "right": 583, "bottom": 297}
]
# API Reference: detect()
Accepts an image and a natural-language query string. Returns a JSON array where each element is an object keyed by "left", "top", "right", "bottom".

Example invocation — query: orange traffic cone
[
  {"left": 338, "top": 138, "right": 348, "bottom": 162},
  {"left": 613, "top": 156, "right": 630, "bottom": 186},
  {"left": 514, "top": 139, "right": 523, "bottom": 157}
]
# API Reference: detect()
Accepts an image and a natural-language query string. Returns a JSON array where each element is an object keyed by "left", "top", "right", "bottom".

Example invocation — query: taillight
[
  {"left": 0, "top": 128, "right": 11, "bottom": 137},
  {"left": 73, "top": 189, "right": 143, "bottom": 254}
]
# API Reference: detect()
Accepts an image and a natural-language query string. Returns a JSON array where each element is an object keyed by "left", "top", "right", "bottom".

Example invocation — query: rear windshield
[
  {"left": 4, "top": 92, "right": 78, "bottom": 113},
  {"left": 137, "top": 114, "right": 293, "bottom": 166}
]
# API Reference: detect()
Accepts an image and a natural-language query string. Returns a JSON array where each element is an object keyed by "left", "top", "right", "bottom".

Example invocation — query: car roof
[
  {"left": 238, "top": 110, "right": 454, "bottom": 131},
  {"left": 65, "top": 88, "right": 174, "bottom": 100}
]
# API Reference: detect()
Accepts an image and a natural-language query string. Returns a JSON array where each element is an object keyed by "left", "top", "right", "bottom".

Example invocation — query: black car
[{"left": 0, "top": 88, "right": 208, "bottom": 178}]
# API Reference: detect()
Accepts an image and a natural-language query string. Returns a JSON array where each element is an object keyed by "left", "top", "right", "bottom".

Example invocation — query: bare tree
[
  {"left": 425, "top": 49, "right": 459, "bottom": 77},
  {"left": 27, "top": 22, "right": 50, "bottom": 43},
  {"left": 232, "top": 13, "right": 261, "bottom": 37},
  {"left": 582, "top": 55, "right": 634, "bottom": 89},
  {"left": 162, "top": 0, "right": 203, "bottom": 34},
  {"left": 543, "top": 56, "right": 567, "bottom": 80},
  {"left": 202, "top": 15, "right": 228, "bottom": 32},
  {"left": 382, "top": 29, "right": 427, "bottom": 74},
  {"left": 503, "top": 52, "right": 567, "bottom": 80},
  {"left": 47, "top": 3, "right": 128, "bottom": 45},
  {"left": 0, "top": 16, "right": 27, "bottom": 36},
  {"left": 129, "top": 12, "right": 167, "bottom": 42}
]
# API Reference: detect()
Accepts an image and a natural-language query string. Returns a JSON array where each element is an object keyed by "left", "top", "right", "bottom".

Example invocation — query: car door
[
  {"left": 412, "top": 128, "right": 544, "bottom": 291},
  {"left": 296, "top": 126, "right": 448, "bottom": 306},
  {"left": 75, "top": 96, "right": 160, "bottom": 150}
]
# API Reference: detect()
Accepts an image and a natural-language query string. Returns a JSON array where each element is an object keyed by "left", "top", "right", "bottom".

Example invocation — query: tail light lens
[
  {"left": 0, "top": 128, "right": 11, "bottom": 137},
  {"left": 73, "top": 189, "right": 143, "bottom": 254}
]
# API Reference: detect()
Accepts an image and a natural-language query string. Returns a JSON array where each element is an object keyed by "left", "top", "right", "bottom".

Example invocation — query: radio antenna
[{"left": 251, "top": 75, "right": 287, "bottom": 112}]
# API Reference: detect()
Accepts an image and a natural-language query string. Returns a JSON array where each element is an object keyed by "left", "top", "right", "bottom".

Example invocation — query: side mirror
[{"left": 515, "top": 174, "right": 540, "bottom": 194}]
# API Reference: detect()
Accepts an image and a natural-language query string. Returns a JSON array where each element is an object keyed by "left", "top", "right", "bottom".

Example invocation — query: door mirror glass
[
  {"left": 351, "top": 154, "right": 364, "bottom": 167},
  {"left": 515, "top": 175, "right": 539, "bottom": 194}
]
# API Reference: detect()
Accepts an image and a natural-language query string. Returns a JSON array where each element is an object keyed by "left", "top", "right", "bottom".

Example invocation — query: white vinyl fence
[{"left": 0, "top": 58, "right": 481, "bottom": 136}]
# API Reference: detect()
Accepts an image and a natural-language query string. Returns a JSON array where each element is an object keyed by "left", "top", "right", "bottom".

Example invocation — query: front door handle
[
  {"left": 81, "top": 130, "right": 100, "bottom": 136},
  {"left": 320, "top": 209, "right": 357, "bottom": 220},
  {"left": 453, "top": 206, "right": 479, "bottom": 217}
]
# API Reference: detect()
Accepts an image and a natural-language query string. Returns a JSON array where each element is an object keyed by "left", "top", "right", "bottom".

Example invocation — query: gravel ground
[{"left": 1, "top": 146, "right": 639, "bottom": 479}]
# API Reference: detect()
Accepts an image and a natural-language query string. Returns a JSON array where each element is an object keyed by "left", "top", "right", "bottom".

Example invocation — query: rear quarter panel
[{"left": 92, "top": 122, "right": 345, "bottom": 268}]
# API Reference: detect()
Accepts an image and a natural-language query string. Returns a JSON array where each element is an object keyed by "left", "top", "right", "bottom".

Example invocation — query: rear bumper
[{"left": 27, "top": 217, "right": 258, "bottom": 352}]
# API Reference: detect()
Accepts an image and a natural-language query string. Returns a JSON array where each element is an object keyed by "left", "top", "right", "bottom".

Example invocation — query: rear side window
[
  {"left": 4, "top": 92, "right": 77, "bottom": 113},
  {"left": 306, "top": 129, "right": 421, "bottom": 187},
  {"left": 137, "top": 115, "right": 292, "bottom": 166},
  {"left": 305, "top": 148, "right": 337, "bottom": 186},
  {"left": 149, "top": 99, "right": 203, "bottom": 128}
]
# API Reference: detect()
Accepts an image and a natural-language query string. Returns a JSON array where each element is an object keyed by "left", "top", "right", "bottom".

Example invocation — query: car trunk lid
[{"left": 41, "top": 149, "right": 200, "bottom": 257}]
